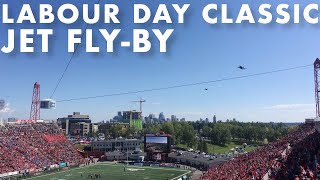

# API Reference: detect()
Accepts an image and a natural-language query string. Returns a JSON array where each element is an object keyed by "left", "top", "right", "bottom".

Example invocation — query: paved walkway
[{"left": 192, "top": 170, "right": 203, "bottom": 180}]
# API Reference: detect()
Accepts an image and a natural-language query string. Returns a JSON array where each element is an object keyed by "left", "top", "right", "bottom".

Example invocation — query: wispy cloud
[
  {"left": 0, "top": 103, "right": 13, "bottom": 113},
  {"left": 149, "top": 102, "right": 161, "bottom": 105},
  {"left": 263, "top": 103, "right": 314, "bottom": 112},
  {"left": 145, "top": 102, "right": 161, "bottom": 105}
]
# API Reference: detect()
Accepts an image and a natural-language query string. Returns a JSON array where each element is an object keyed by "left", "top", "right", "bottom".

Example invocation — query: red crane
[
  {"left": 30, "top": 82, "right": 40, "bottom": 121},
  {"left": 132, "top": 97, "right": 146, "bottom": 112}
]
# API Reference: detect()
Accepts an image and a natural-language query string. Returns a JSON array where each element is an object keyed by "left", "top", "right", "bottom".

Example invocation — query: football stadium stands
[
  {"left": 201, "top": 123, "right": 317, "bottom": 180},
  {"left": 274, "top": 128, "right": 320, "bottom": 179},
  {"left": 1, "top": 122, "right": 320, "bottom": 180},
  {"left": 0, "top": 123, "right": 83, "bottom": 174}
]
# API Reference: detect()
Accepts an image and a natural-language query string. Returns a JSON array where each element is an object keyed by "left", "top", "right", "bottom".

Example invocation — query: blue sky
[{"left": 0, "top": 0, "right": 318, "bottom": 122}]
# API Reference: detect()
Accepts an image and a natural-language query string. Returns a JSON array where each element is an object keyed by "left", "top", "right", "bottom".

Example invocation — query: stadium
[
  {"left": 0, "top": 119, "right": 320, "bottom": 180},
  {"left": 1, "top": 62, "right": 320, "bottom": 180},
  {"left": 1, "top": 61, "right": 320, "bottom": 180},
  {"left": 1, "top": 1, "right": 320, "bottom": 179}
]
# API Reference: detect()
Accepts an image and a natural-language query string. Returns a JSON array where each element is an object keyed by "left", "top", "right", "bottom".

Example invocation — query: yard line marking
[{"left": 170, "top": 171, "right": 191, "bottom": 180}]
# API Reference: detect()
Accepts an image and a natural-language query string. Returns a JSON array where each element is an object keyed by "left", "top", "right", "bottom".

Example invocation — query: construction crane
[{"left": 132, "top": 98, "right": 146, "bottom": 112}]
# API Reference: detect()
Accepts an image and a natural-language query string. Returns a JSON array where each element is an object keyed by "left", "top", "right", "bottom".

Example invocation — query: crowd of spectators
[
  {"left": 201, "top": 123, "right": 316, "bottom": 180},
  {"left": 0, "top": 123, "right": 84, "bottom": 174},
  {"left": 274, "top": 127, "right": 320, "bottom": 180}
]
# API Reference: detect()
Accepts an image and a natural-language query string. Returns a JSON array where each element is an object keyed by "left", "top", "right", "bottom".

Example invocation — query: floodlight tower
[
  {"left": 314, "top": 59, "right": 320, "bottom": 117},
  {"left": 30, "top": 82, "right": 40, "bottom": 121}
]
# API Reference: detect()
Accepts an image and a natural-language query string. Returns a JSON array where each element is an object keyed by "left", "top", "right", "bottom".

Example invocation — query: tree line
[
  {"left": 144, "top": 120, "right": 292, "bottom": 148},
  {"left": 194, "top": 120, "right": 290, "bottom": 145},
  {"left": 97, "top": 119, "right": 293, "bottom": 152}
]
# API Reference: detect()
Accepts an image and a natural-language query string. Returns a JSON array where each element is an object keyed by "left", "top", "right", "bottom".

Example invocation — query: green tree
[
  {"left": 145, "top": 124, "right": 161, "bottom": 134},
  {"left": 181, "top": 123, "right": 197, "bottom": 148},
  {"left": 125, "top": 126, "right": 137, "bottom": 138},
  {"left": 173, "top": 122, "right": 183, "bottom": 144},
  {"left": 161, "top": 122, "right": 175, "bottom": 135},
  {"left": 202, "top": 125, "right": 211, "bottom": 137},
  {"left": 161, "top": 122, "right": 177, "bottom": 144},
  {"left": 197, "top": 140, "right": 209, "bottom": 153},
  {"left": 210, "top": 124, "right": 231, "bottom": 145},
  {"left": 110, "top": 124, "right": 123, "bottom": 138},
  {"left": 230, "top": 125, "right": 238, "bottom": 140},
  {"left": 197, "top": 140, "right": 203, "bottom": 152},
  {"left": 202, "top": 142, "right": 208, "bottom": 153}
]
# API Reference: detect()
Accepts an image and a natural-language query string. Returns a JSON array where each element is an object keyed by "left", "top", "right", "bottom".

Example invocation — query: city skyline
[{"left": 1, "top": 107, "right": 313, "bottom": 123}]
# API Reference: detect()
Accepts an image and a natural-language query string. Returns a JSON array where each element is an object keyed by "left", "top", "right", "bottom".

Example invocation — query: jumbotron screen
[{"left": 145, "top": 135, "right": 171, "bottom": 153}]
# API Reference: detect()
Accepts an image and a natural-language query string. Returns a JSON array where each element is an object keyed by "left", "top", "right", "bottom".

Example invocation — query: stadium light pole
[{"left": 315, "top": 58, "right": 320, "bottom": 117}]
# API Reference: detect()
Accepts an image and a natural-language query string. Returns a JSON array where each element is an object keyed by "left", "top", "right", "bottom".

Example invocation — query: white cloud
[
  {"left": 263, "top": 103, "right": 314, "bottom": 112},
  {"left": 0, "top": 103, "right": 13, "bottom": 113},
  {"left": 150, "top": 102, "right": 161, "bottom": 105},
  {"left": 144, "top": 102, "right": 161, "bottom": 105}
]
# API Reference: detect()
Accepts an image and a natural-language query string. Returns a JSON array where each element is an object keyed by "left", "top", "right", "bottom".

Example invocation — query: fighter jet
[
  {"left": 204, "top": 88, "right": 208, "bottom": 91},
  {"left": 238, "top": 66, "right": 247, "bottom": 70}
]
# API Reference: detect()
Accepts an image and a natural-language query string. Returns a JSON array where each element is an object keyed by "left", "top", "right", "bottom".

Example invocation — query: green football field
[{"left": 27, "top": 163, "right": 191, "bottom": 180}]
